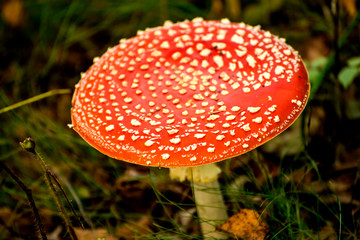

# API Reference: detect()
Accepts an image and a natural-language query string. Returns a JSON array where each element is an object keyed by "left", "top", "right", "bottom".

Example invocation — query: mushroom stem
[
  {"left": 192, "top": 172, "right": 229, "bottom": 239},
  {"left": 169, "top": 164, "right": 228, "bottom": 238}
]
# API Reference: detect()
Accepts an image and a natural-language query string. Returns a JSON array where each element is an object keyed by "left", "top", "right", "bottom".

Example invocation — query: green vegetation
[{"left": 1, "top": 0, "right": 360, "bottom": 239}]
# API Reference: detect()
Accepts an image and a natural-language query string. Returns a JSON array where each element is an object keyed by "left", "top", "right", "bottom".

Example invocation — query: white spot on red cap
[
  {"left": 243, "top": 87, "right": 251, "bottom": 93},
  {"left": 252, "top": 117, "right": 263, "bottom": 123},
  {"left": 199, "top": 49, "right": 211, "bottom": 57},
  {"left": 226, "top": 115, "right": 236, "bottom": 121},
  {"left": 172, "top": 52, "right": 181, "bottom": 60},
  {"left": 214, "top": 55, "right": 224, "bottom": 68},
  {"left": 167, "top": 129, "right": 179, "bottom": 135},
  {"left": 231, "top": 34, "right": 244, "bottom": 44},
  {"left": 222, "top": 123, "right": 231, "bottom": 128},
  {"left": 160, "top": 41, "right": 170, "bottom": 49},
  {"left": 190, "top": 156, "right": 197, "bottom": 161},
  {"left": 235, "top": 48, "right": 247, "bottom": 57},
  {"left": 248, "top": 107, "right": 261, "bottom": 113},
  {"left": 291, "top": 99, "right": 303, "bottom": 106},
  {"left": 105, "top": 124, "right": 115, "bottom": 132},
  {"left": 283, "top": 49, "right": 292, "bottom": 55},
  {"left": 131, "top": 119, "right": 141, "bottom": 126},
  {"left": 170, "top": 138, "right": 181, "bottom": 144},
  {"left": 246, "top": 55, "right": 256, "bottom": 68},
  {"left": 207, "top": 114, "right": 220, "bottom": 121},
  {"left": 231, "top": 106, "right": 241, "bottom": 111},
  {"left": 242, "top": 123, "right": 251, "bottom": 131},
  {"left": 216, "top": 135, "right": 225, "bottom": 141},
  {"left": 275, "top": 65, "right": 285, "bottom": 75},
  {"left": 131, "top": 135, "right": 139, "bottom": 141},
  {"left": 194, "top": 133, "right": 206, "bottom": 139},
  {"left": 145, "top": 140, "right": 155, "bottom": 146},
  {"left": 207, "top": 147, "right": 215, "bottom": 153}
]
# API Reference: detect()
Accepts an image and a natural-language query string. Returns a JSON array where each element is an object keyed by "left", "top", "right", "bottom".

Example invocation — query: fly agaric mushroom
[{"left": 71, "top": 18, "right": 310, "bottom": 238}]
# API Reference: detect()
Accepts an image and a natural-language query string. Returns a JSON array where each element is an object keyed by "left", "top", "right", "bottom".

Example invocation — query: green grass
[{"left": 1, "top": 0, "right": 360, "bottom": 239}]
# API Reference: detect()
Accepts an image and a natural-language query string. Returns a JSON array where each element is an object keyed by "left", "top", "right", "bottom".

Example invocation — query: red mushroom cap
[{"left": 71, "top": 18, "right": 310, "bottom": 167}]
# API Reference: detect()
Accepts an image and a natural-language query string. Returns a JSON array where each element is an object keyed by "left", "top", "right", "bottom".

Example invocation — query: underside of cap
[{"left": 71, "top": 18, "right": 310, "bottom": 168}]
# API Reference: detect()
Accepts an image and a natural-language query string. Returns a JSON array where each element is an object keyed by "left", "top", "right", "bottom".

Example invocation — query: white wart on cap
[{"left": 71, "top": 18, "right": 310, "bottom": 167}]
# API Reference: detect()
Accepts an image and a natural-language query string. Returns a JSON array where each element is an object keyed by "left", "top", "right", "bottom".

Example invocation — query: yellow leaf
[
  {"left": 217, "top": 209, "right": 269, "bottom": 240},
  {"left": 2, "top": 0, "right": 24, "bottom": 27},
  {"left": 74, "top": 228, "right": 117, "bottom": 240},
  {"left": 342, "top": 0, "right": 357, "bottom": 17}
]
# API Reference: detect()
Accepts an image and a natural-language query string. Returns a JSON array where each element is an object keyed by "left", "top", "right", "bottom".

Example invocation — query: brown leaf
[
  {"left": 74, "top": 227, "right": 117, "bottom": 240},
  {"left": 217, "top": 209, "right": 269, "bottom": 240},
  {"left": 115, "top": 216, "right": 153, "bottom": 240},
  {"left": 342, "top": 0, "right": 358, "bottom": 17},
  {"left": 2, "top": 0, "right": 25, "bottom": 27}
]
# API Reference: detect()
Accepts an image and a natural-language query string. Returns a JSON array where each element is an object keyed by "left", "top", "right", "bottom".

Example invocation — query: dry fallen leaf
[
  {"left": 342, "top": 0, "right": 357, "bottom": 17},
  {"left": 74, "top": 227, "right": 117, "bottom": 240},
  {"left": 115, "top": 216, "right": 153, "bottom": 240},
  {"left": 217, "top": 209, "right": 269, "bottom": 240},
  {"left": 2, "top": 0, "right": 25, "bottom": 27}
]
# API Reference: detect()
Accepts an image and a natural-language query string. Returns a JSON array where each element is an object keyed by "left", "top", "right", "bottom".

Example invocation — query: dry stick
[
  {"left": 20, "top": 138, "right": 78, "bottom": 240},
  {"left": 0, "top": 160, "right": 48, "bottom": 240}
]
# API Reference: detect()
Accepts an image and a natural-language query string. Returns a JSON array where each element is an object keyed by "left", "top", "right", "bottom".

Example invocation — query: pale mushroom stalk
[
  {"left": 71, "top": 18, "right": 310, "bottom": 239},
  {"left": 192, "top": 177, "right": 228, "bottom": 239},
  {"left": 170, "top": 164, "right": 228, "bottom": 239}
]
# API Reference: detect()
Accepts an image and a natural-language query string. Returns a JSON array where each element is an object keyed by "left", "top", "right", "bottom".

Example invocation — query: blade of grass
[
  {"left": 0, "top": 89, "right": 71, "bottom": 115},
  {"left": 51, "top": 168, "right": 93, "bottom": 229},
  {"left": 48, "top": 170, "right": 84, "bottom": 229},
  {"left": 329, "top": 181, "right": 342, "bottom": 240}
]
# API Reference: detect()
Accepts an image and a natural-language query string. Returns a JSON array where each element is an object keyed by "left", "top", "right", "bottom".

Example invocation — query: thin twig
[
  {"left": 20, "top": 138, "right": 78, "bottom": 240},
  {"left": 0, "top": 160, "right": 48, "bottom": 240}
]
